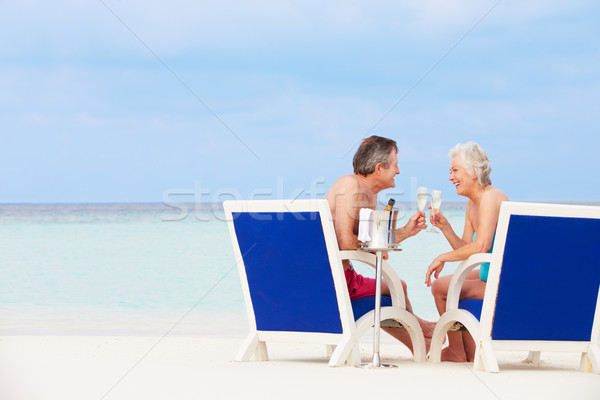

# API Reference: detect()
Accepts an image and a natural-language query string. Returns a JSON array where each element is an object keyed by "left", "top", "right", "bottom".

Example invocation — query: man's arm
[{"left": 395, "top": 211, "right": 426, "bottom": 243}]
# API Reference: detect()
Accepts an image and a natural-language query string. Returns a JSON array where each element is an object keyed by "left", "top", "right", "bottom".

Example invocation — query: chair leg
[
  {"left": 235, "top": 332, "right": 269, "bottom": 362},
  {"left": 375, "top": 308, "right": 427, "bottom": 363},
  {"left": 404, "top": 320, "right": 427, "bottom": 363},
  {"left": 474, "top": 339, "right": 499, "bottom": 373},
  {"left": 326, "top": 345, "right": 335, "bottom": 358},
  {"left": 430, "top": 310, "right": 481, "bottom": 364},
  {"left": 348, "top": 344, "right": 361, "bottom": 366},
  {"left": 527, "top": 351, "right": 541, "bottom": 364},
  {"left": 256, "top": 340, "right": 268, "bottom": 361},
  {"left": 581, "top": 344, "right": 600, "bottom": 373},
  {"left": 429, "top": 319, "right": 454, "bottom": 363},
  {"left": 580, "top": 352, "right": 591, "bottom": 372},
  {"left": 328, "top": 336, "right": 356, "bottom": 367}
]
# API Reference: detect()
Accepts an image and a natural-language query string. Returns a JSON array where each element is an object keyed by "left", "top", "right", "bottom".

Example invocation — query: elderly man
[{"left": 325, "top": 135, "right": 435, "bottom": 350}]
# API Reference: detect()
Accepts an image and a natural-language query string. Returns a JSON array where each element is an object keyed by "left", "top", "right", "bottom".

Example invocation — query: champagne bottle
[{"left": 384, "top": 198, "right": 395, "bottom": 211}]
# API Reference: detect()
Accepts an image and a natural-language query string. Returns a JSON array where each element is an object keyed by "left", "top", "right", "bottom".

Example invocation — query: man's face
[{"left": 380, "top": 149, "right": 400, "bottom": 188}]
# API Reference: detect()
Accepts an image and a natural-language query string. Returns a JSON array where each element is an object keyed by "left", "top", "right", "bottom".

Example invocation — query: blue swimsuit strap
[{"left": 473, "top": 232, "right": 495, "bottom": 282}]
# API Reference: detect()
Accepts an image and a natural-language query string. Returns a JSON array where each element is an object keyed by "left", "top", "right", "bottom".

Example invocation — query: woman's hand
[
  {"left": 428, "top": 206, "right": 449, "bottom": 231},
  {"left": 425, "top": 257, "right": 446, "bottom": 287}
]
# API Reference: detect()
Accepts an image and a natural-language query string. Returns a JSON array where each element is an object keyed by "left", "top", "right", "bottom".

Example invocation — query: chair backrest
[
  {"left": 481, "top": 202, "right": 600, "bottom": 344},
  {"left": 224, "top": 199, "right": 354, "bottom": 335}
]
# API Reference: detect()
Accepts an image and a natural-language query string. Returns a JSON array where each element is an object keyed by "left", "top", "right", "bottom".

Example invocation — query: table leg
[{"left": 372, "top": 249, "right": 383, "bottom": 367}]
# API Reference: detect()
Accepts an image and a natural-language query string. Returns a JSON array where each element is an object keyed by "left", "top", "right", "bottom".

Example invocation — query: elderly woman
[{"left": 425, "top": 142, "right": 509, "bottom": 362}]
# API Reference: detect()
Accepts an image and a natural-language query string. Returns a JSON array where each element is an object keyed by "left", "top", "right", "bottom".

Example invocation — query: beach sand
[{"left": 1, "top": 334, "right": 598, "bottom": 400}]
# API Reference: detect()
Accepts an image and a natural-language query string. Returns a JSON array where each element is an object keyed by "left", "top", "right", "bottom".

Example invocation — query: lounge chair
[
  {"left": 429, "top": 201, "right": 600, "bottom": 373},
  {"left": 223, "top": 199, "right": 426, "bottom": 366}
]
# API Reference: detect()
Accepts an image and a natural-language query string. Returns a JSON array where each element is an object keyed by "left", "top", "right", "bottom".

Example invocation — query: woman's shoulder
[{"left": 482, "top": 186, "right": 509, "bottom": 203}]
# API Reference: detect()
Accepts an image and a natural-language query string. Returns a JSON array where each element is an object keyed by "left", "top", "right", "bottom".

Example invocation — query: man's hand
[
  {"left": 395, "top": 210, "right": 426, "bottom": 243},
  {"left": 405, "top": 210, "right": 426, "bottom": 237}
]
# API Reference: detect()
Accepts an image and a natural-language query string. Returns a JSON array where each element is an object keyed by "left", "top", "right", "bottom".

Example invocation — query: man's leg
[
  {"left": 382, "top": 327, "right": 431, "bottom": 355},
  {"left": 382, "top": 279, "right": 436, "bottom": 339}
]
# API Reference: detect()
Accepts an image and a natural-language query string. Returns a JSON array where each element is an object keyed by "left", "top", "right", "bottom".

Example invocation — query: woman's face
[{"left": 449, "top": 156, "right": 477, "bottom": 196}]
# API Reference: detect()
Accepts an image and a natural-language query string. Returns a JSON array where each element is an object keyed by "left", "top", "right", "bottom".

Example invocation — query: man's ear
[{"left": 374, "top": 162, "right": 383, "bottom": 175}]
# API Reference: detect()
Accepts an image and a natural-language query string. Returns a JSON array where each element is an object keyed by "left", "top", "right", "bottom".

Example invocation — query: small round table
[{"left": 357, "top": 245, "right": 403, "bottom": 368}]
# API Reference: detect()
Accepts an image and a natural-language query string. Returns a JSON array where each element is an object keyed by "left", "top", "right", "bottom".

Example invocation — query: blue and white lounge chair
[
  {"left": 429, "top": 202, "right": 600, "bottom": 373},
  {"left": 224, "top": 199, "right": 426, "bottom": 367}
]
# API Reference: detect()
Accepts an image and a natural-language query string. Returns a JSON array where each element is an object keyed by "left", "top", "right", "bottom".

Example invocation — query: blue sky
[{"left": 1, "top": 1, "right": 599, "bottom": 204}]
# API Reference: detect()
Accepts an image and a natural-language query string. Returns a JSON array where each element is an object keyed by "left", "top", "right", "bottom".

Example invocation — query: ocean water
[{"left": 0, "top": 203, "right": 466, "bottom": 336}]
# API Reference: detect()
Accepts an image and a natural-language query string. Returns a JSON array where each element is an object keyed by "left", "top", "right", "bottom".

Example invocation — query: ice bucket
[{"left": 367, "top": 210, "right": 398, "bottom": 248}]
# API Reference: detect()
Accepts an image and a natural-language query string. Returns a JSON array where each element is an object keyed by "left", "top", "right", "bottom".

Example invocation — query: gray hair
[
  {"left": 353, "top": 136, "right": 398, "bottom": 176},
  {"left": 449, "top": 142, "right": 492, "bottom": 187}
]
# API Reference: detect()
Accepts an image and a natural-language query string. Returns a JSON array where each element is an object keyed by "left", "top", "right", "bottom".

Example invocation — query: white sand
[{"left": 0, "top": 334, "right": 598, "bottom": 400}]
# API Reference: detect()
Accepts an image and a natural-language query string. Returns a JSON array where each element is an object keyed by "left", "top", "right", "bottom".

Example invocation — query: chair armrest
[
  {"left": 339, "top": 250, "right": 406, "bottom": 310},
  {"left": 446, "top": 253, "right": 492, "bottom": 312}
]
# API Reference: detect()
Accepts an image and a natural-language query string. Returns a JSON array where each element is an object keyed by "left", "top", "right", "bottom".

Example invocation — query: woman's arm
[
  {"left": 425, "top": 189, "right": 507, "bottom": 286},
  {"left": 431, "top": 205, "right": 470, "bottom": 250}
]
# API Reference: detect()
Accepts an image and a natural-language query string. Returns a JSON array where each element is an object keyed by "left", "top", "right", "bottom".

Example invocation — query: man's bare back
[{"left": 325, "top": 174, "right": 377, "bottom": 252}]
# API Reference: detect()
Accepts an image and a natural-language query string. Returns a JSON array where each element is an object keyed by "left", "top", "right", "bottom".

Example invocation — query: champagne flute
[
  {"left": 417, "top": 187, "right": 428, "bottom": 230},
  {"left": 428, "top": 190, "right": 442, "bottom": 233}
]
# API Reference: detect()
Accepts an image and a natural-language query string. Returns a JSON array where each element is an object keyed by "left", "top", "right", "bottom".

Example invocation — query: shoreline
[{"left": 2, "top": 200, "right": 599, "bottom": 209}]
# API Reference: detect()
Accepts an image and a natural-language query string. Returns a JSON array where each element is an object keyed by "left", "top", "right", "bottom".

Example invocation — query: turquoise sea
[{"left": 0, "top": 203, "right": 467, "bottom": 336}]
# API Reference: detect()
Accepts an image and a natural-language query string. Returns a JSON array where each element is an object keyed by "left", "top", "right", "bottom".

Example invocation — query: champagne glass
[
  {"left": 428, "top": 190, "right": 442, "bottom": 233},
  {"left": 417, "top": 187, "right": 428, "bottom": 230}
]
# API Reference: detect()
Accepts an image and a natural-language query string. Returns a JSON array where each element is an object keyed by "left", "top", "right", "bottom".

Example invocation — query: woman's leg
[{"left": 462, "top": 331, "right": 477, "bottom": 362}]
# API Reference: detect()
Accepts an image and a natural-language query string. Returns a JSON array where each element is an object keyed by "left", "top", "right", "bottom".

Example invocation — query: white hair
[{"left": 449, "top": 142, "right": 492, "bottom": 187}]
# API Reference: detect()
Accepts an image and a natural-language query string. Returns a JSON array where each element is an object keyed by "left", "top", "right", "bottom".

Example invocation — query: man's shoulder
[
  {"left": 337, "top": 174, "right": 360, "bottom": 184},
  {"left": 331, "top": 174, "right": 361, "bottom": 191},
  {"left": 325, "top": 175, "right": 365, "bottom": 206}
]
